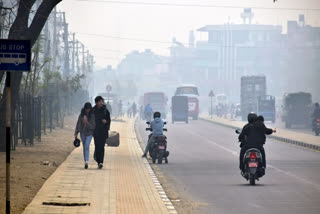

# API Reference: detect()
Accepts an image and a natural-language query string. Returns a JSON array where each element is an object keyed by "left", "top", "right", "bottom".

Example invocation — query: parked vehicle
[
  {"left": 146, "top": 122, "right": 169, "bottom": 164},
  {"left": 175, "top": 85, "right": 199, "bottom": 120},
  {"left": 171, "top": 96, "right": 188, "bottom": 124}
]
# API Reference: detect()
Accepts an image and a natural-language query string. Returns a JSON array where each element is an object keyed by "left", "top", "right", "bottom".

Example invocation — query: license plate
[
  {"left": 248, "top": 162, "right": 258, "bottom": 168},
  {"left": 158, "top": 146, "right": 165, "bottom": 149}
]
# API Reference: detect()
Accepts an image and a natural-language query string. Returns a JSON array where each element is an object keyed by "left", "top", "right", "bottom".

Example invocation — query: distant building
[
  {"left": 169, "top": 8, "right": 282, "bottom": 102},
  {"left": 169, "top": 9, "right": 320, "bottom": 102},
  {"left": 281, "top": 15, "right": 320, "bottom": 101}
]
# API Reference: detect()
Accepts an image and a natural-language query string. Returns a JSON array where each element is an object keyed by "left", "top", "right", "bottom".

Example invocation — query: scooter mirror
[
  {"left": 235, "top": 129, "right": 241, "bottom": 134},
  {"left": 164, "top": 122, "right": 167, "bottom": 125},
  {"left": 146, "top": 121, "right": 150, "bottom": 125}
]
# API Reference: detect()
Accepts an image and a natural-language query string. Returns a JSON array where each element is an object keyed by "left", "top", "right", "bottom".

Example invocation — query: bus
[
  {"left": 144, "top": 92, "right": 168, "bottom": 118},
  {"left": 0, "top": 53, "right": 27, "bottom": 65},
  {"left": 175, "top": 85, "right": 199, "bottom": 120}
]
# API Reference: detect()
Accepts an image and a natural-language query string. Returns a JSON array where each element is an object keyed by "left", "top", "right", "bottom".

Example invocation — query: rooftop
[{"left": 198, "top": 24, "right": 282, "bottom": 32}]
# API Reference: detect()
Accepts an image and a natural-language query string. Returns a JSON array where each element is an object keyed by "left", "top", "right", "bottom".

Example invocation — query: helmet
[
  {"left": 257, "top": 115, "right": 264, "bottom": 122},
  {"left": 73, "top": 138, "right": 80, "bottom": 147},
  {"left": 247, "top": 112, "right": 258, "bottom": 123},
  {"left": 153, "top": 111, "right": 161, "bottom": 119}
]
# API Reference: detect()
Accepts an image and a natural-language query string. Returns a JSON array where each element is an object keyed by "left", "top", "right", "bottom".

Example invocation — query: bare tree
[{"left": 0, "top": 0, "right": 62, "bottom": 151}]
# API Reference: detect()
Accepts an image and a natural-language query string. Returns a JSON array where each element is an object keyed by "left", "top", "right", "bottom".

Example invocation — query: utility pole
[
  {"left": 52, "top": 7, "right": 57, "bottom": 72},
  {"left": 81, "top": 43, "right": 85, "bottom": 73},
  {"left": 62, "top": 12, "right": 70, "bottom": 79},
  {"left": 71, "top": 33, "right": 75, "bottom": 74},
  {"left": 76, "top": 40, "right": 80, "bottom": 74}
]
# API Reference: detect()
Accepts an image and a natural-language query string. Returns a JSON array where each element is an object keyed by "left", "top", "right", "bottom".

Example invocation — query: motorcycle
[
  {"left": 313, "top": 118, "right": 320, "bottom": 136},
  {"left": 235, "top": 129, "right": 265, "bottom": 185},
  {"left": 146, "top": 121, "right": 169, "bottom": 164}
]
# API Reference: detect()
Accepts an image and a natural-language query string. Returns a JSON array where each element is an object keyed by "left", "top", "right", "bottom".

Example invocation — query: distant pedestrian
[
  {"left": 132, "top": 102, "right": 137, "bottom": 117},
  {"left": 93, "top": 96, "right": 111, "bottom": 169},
  {"left": 74, "top": 102, "right": 96, "bottom": 169},
  {"left": 118, "top": 100, "right": 123, "bottom": 117},
  {"left": 106, "top": 101, "right": 112, "bottom": 115}
]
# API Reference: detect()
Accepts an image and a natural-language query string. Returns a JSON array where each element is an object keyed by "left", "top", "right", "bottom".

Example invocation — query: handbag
[{"left": 106, "top": 131, "right": 120, "bottom": 147}]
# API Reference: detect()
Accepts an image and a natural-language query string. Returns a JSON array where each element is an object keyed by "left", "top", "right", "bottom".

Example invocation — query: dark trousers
[
  {"left": 94, "top": 134, "right": 107, "bottom": 164},
  {"left": 239, "top": 146, "right": 266, "bottom": 171}
]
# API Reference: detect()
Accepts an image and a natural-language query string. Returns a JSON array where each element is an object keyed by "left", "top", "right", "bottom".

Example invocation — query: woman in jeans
[{"left": 75, "top": 102, "right": 96, "bottom": 169}]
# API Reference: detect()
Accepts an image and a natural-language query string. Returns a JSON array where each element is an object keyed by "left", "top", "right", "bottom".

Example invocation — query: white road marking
[
  {"left": 185, "top": 126, "right": 320, "bottom": 191},
  {"left": 248, "top": 203, "right": 262, "bottom": 208}
]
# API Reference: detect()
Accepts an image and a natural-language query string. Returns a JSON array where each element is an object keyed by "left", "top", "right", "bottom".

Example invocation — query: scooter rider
[
  {"left": 312, "top": 103, "right": 320, "bottom": 129},
  {"left": 238, "top": 113, "right": 275, "bottom": 173},
  {"left": 142, "top": 111, "right": 164, "bottom": 158},
  {"left": 144, "top": 104, "right": 153, "bottom": 121}
]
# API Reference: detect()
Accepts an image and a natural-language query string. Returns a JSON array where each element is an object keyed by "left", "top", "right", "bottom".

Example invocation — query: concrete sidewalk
[
  {"left": 23, "top": 119, "right": 176, "bottom": 214},
  {"left": 200, "top": 115, "right": 320, "bottom": 151}
]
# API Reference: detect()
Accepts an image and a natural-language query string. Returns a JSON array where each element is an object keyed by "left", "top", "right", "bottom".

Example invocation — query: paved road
[{"left": 137, "top": 118, "right": 320, "bottom": 214}]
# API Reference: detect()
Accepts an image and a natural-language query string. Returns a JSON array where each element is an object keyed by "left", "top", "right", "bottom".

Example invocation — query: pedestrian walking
[
  {"left": 132, "top": 102, "right": 137, "bottom": 117},
  {"left": 118, "top": 100, "right": 123, "bottom": 117},
  {"left": 106, "top": 101, "right": 112, "bottom": 115},
  {"left": 93, "top": 96, "right": 111, "bottom": 169},
  {"left": 74, "top": 102, "right": 96, "bottom": 169}
]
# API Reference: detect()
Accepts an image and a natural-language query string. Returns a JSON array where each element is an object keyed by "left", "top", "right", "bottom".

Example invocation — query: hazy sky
[{"left": 57, "top": 0, "right": 320, "bottom": 68}]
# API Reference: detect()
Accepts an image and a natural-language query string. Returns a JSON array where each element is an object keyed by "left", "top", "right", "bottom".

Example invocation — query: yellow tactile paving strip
[{"left": 22, "top": 119, "right": 172, "bottom": 214}]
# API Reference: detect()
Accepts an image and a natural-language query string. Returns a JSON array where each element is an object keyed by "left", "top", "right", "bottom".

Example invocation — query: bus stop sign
[{"left": 0, "top": 39, "right": 31, "bottom": 72}]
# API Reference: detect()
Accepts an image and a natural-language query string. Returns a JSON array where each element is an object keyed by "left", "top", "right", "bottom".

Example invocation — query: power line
[
  {"left": 76, "top": 32, "right": 320, "bottom": 49},
  {"left": 72, "top": 0, "right": 320, "bottom": 12}
]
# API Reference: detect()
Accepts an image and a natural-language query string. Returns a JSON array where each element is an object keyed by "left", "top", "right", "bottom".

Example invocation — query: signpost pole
[
  {"left": 5, "top": 71, "right": 11, "bottom": 214},
  {"left": 0, "top": 39, "right": 31, "bottom": 214},
  {"left": 211, "top": 96, "right": 213, "bottom": 119},
  {"left": 209, "top": 90, "right": 214, "bottom": 119}
]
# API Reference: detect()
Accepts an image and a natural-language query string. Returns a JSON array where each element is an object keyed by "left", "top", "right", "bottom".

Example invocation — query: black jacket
[
  {"left": 93, "top": 105, "right": 111, "bottom": 136},
  {"left": 239, "top": 121, "right": 273, "bottom": 148}
]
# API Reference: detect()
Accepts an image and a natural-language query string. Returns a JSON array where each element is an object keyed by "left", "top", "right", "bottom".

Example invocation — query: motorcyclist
[
  {"left": 142, "top": 111, "right": 164, "bottom": 158},
  {"left": 238, "top": 113, "right": 275, "bottom": 174},
  {"left": 144, "top": 104, "right": 153, "bottom": 121},
  {"left": 312, "top": 103, "right": 320, "bottom": 130}
]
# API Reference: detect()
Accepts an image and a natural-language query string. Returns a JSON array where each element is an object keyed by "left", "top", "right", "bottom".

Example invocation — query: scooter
[
  {"left": 313, "top": 118, "right": 320, "bottom": 136},
  {"left": 235, "top": 129, "right": 265, "bottom": 185},
  {"left": 146, "top": 122, "right": 169, "bottom": 164}
]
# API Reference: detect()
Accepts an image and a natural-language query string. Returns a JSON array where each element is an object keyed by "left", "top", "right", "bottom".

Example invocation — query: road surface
[{"left": 137, "top": 117, "right": 320, "bottom": 214}]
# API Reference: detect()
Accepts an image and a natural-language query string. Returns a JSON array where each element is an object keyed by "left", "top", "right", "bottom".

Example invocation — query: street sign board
[
  {"left": 0, "top": 39, "right": 31, "bottom": 72},
  {"left": 106, "top": 84, "right": 112, "bottom": 92}
]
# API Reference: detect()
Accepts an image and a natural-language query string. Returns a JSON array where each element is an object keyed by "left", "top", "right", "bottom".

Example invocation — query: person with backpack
[{"left": 74, "top": 102, "right": 96, "bottom": 169}]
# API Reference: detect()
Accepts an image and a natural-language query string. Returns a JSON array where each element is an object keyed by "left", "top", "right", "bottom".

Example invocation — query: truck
[
  {"left": 282, "top": 92, "right": 312, "bottom": 128},
  {"left": 240, "top": 75, "right": 266, "bottom": 121},
  {"left": 171, "top": 96, "right": 188, "bottom": 124},
  {"left": 257, "top": 95, "right": 276, "bottom": 123}
]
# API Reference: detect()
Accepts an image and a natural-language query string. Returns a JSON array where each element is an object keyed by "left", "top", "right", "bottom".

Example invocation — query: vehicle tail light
[
  {"left": 250, "top": 152, "right": 256, "bottom": 159},
  {"left": 317, "top": 119, "right": 320, "bottom": 122}
]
